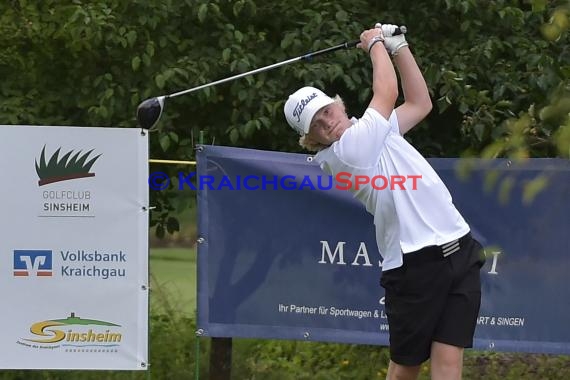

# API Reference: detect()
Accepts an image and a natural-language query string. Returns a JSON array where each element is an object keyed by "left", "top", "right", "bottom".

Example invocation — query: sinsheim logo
[
  {"left": 35, "top": 145, "right": 101, "bottom": 186},
  {"left": 23, "top": 313, "right": 121, "bottom": 346}
]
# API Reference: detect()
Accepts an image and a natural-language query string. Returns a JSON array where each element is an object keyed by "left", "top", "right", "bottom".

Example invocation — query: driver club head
[{"left": 137, "top": 96, "right": 165, "bottom": 129}]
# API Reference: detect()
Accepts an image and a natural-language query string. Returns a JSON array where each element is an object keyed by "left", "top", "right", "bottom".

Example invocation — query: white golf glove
[{"left": 375, "top": 23, "right": 408, "bottom": 56}]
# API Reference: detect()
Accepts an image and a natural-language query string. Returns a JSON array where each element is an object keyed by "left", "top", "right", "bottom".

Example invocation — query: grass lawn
[{"left": 149, "top": 247, "right": 197, "bottom": 317}]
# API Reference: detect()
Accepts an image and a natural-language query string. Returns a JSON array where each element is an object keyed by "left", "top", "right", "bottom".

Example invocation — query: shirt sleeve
[{"left": 333, "top": 108, "right": 395, "bottom": 168}]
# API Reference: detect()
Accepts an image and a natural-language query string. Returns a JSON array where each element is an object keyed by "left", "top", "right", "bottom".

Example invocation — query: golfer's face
[{"left": 308, "top": 103, "right": 350, "bottom": 145}]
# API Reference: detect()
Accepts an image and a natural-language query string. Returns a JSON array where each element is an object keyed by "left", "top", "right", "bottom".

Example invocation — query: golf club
[{"left": 136, "top": 26, "right": 407, "bottom": 130}]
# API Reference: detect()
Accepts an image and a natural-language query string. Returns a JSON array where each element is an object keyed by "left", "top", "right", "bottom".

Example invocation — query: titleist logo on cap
[{"left": 292, "top": 92, "right": 317, "bottom": 122}]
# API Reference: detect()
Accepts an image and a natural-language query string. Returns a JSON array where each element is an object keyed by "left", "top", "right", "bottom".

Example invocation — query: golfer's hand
[
  {"left": 357, "top": 28, "right": 385, "bottom": 54},
  {"left": 375, "top": 23, "right": 408, "bottom": 56}
]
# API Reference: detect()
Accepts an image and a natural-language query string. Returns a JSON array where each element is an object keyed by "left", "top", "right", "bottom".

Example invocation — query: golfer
[{"left": 284, "top": 25, "right": 485, "bottom": 380}]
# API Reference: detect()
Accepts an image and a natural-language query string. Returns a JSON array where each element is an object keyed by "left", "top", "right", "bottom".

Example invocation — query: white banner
[{"left": 0, "top": 125, "right": 149, "bottom": 370}]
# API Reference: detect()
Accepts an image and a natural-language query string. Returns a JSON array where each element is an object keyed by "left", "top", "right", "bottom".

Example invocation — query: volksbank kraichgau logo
[
  {"left": 35, "top": 145, "right": 101, "bottom": 186},
  {"left": 13, "top": 250, "right": 52, "bottom": 277},
  {"left": 18, "top": 312, "right": 122, "bottom": 352}
]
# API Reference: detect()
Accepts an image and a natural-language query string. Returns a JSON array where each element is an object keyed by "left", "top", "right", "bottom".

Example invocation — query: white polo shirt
[{"left": 315, "top": 108, "right": 470, "bottom": 271}]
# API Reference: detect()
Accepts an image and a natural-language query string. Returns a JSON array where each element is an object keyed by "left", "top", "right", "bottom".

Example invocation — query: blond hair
[{"left": 298, "top": 95, "right": 345, "bottom": 152}]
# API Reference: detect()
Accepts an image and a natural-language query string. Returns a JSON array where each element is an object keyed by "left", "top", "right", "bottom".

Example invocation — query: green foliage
[
  {"left": 0, "top": 0, "right": 568, "bottom": 233},
  {"left": 233, "top": 340, "right": 396, "bottom": 380},
  {"left": 397, "top": 0, "right": 569, "bottom": 158},
  {"left": 464, "top": 351, "right": 570, "bottom": 380}
]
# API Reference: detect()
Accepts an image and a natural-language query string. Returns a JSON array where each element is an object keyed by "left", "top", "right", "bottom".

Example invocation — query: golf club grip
[{"left": 346, "top": 25, "right": 407, "bottom": 49}]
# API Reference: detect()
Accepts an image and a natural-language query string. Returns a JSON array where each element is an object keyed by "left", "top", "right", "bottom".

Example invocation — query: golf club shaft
[
  {"left": 166, "top": 40, "right": 360, "bottom": 99},
  {"left": 166, "top": 26, "right": 406, "bottom": 99},
  {"left": 136, "top": 26, "right": 407, "bottom": 129}
]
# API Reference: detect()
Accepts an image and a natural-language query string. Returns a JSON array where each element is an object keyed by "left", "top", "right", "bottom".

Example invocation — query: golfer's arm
[
  {"left": 368, "top": 43, "right": 398, "bottom": 120},
  {"left": 393, "top": 47, "right": 432, "bottom": 135}
]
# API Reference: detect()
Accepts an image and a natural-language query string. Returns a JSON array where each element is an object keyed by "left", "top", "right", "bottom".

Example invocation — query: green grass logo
[{"left": 35, "top": 145, "right": 101, "bottom": 186}]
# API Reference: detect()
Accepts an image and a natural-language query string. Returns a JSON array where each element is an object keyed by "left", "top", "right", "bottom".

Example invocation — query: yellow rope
[{"left": 149, "top": 159, "right": 196, "bottom": 165}]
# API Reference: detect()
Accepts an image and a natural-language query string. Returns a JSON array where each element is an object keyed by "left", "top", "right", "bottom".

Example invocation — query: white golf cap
[{"left": 284, "top": 86, "right": 334, "bottom": 135}]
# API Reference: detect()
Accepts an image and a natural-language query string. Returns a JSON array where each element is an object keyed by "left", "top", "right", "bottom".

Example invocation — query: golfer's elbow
[
  {"left": 373, "top": 79, "right": 398, "bottom": 108},
  {"left": 388, "top": 83, "right": 399, "bottom": 106},
  {"left": 419, "top": 96, "right": 433, "bottom": 118}
]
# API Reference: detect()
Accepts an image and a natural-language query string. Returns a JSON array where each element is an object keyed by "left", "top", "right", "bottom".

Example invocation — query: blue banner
[{"left": 196, "top": 145, "right": 570, "bottom": 354}]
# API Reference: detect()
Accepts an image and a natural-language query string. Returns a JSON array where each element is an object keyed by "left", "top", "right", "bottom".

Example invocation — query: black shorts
[{"left": 380, "top": 233, "right": 485, "bottom": 366}]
